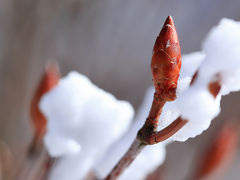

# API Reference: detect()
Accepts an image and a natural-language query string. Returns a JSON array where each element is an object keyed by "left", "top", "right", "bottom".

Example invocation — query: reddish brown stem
[
  {"left": 136, "top": 93, "right": 166, "bottom": 144},
  {"left": 103, "top": 97, "right": 187, "bottom": 180},
  {"left": 104, "top": 139, "right": 146, "bottom": 180},
  {"left": 148, "top": 117, "right": 188, "bottom": 144},
  {"left": 137, "top": 93, "right": 188, "bottom": 145},
  {"left": 104, "top": 117, "right": 187, "bottom": 180}
]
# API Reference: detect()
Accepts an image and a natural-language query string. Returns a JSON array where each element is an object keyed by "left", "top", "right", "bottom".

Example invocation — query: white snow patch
[{"left": 39, "top": 71, "right": 134, "bottom": 180}]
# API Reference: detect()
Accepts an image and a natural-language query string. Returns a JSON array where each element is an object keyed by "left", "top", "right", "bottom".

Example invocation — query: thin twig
[
  {"left": 105, "top": 139, "right": 146, "bottom": 180},
  {"left": 105, "top": 117, "right": 187, "bottom": 180}
]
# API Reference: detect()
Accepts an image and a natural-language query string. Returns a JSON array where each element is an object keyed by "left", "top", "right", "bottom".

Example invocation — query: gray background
[{"left": 1, "top": 0, "right": 240, "bottom": 179}]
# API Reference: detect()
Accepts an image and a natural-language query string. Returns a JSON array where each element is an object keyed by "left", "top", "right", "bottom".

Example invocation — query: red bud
[
  {"left": 30, "top": 61, "right": 60, "bottom": 143},
  {"left": 151, "top": 16, "right": 181, "bottom": 101}
]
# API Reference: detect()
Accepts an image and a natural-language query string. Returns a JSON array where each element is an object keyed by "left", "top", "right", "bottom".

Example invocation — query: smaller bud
[
  {"left": 195, "top": 122, "right": 238, "bottom": 179},
  {"left": 30, "top": 61, "right": 60, "bottom": 153},
  {"left": 151, "top": 16, "right": 182, "bottom": 101}
]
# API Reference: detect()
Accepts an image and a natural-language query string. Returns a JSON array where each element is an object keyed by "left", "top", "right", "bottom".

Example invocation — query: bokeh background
[{"left": 1, "top": 0, "right": 240, "bottom": 179}]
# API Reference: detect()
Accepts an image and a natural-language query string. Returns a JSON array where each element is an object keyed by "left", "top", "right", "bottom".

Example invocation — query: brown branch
[
  {"left": 105, "top": 18, "right": 227, "bottom": 179},
  {"left": 104, "top": 139, "right": 146, "bottom": 180},
  {"left": 105, "top": 116, "right": 188, "bottom": 180},
  {"left": 104, "top": 15, "right": 185, "bottom": 180},
  {"left": 148, "top": 117, "right": 188, "bottom": 144},
  {"left": 137, "top": 93, "right": 187, "bottom": 145}
]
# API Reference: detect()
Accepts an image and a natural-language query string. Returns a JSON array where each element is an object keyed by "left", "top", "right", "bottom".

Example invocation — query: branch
[
  {"left": 104, "top": 16, "right": 185, "bottom": 180},
  {"left": 104, "top": 139, "right": 145, "bottom": 180},
  {"left": 147, "top": 117, "right": 188, "bottom": 144},
  {"left": 104, "top": 117, "right": 187, "bottom": 180}
]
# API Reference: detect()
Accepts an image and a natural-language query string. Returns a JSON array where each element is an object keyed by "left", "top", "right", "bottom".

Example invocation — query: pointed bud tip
[
  {"left": 163, "top": 16, "right": 174, "bottom": 27},
  {"left": 45, "top": 60, "right": 60, "bottom": 74},
  {"left": 45, "top": 60, "right": 61, "bottom": 86}
]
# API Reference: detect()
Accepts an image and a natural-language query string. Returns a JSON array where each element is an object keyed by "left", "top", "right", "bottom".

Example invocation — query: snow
[
  {"left": 39, "top": 71, "right": 134, "bottom": 180},
  {"left": 201, "top": 18, "right": 240, "bottom": 95},
  {"left": 174, "top": 18, "right": 240, "bottom": 141}
]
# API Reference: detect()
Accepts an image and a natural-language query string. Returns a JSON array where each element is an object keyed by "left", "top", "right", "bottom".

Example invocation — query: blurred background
[{"left": 1, "top": 0, "right": 240, "bottom": 179}]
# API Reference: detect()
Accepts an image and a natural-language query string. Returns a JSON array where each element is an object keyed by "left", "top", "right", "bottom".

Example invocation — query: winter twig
[{"left": 104, "top": 16, "right": 186, "bottom": 180}]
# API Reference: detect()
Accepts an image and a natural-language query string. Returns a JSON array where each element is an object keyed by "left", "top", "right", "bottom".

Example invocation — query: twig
[
  {"left": 104, "top": 16, "right": 186, "bottom": 180},
  {"left": 105, "top": 139, "right": 145, "bottom": 180},
  {"left": 105, "top": 117, "right": 187, "bottom": 180}
]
